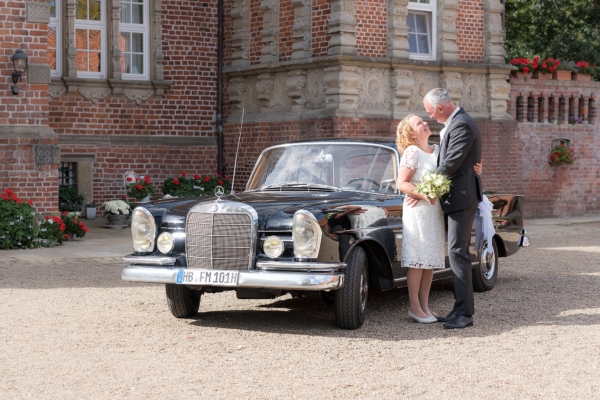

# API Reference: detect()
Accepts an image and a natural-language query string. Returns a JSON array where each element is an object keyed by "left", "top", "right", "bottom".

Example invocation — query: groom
[{"left": 423, "top": 88, "right": 482, "bottom": 329}]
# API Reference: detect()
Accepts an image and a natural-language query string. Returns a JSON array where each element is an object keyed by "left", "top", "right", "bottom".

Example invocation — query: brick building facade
[{"left": 1, "top": 0, "right": 598, "bottom": 218}]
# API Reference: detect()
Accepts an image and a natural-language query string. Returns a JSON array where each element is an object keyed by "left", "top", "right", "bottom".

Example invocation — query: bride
[{"left": 396, "top": 114, "right": 481, "bottom": 324}]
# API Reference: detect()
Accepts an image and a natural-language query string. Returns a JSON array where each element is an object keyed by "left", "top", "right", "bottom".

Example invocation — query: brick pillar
[{"left": 583, "top": 96, "right": 589, "bottom": 124}]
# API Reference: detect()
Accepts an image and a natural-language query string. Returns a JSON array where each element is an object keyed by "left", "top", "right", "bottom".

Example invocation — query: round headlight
[
  {"left": 292, "top": 210, "right": 322, "bottom": 259},
  {"left": 263, "top": 236, "right": 284, "bottom": 259},
  {"left": 131, "top": 207, "right": 156, "bottom": 253},
  {"left": 157, "top": 232, "right": 174, "bottom": 254}
]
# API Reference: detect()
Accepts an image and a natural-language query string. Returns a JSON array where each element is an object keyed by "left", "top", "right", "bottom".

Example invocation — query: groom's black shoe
[
  {"left": 436, "top": 309, "right": 458, "bottom": 323},
  {"left": 442, "top": 315, "right": 473, "bottom": 329}
]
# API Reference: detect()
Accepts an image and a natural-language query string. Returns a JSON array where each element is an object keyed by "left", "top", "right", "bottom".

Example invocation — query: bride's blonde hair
[{"left": 395, "top": 114, "right": 417, "bottom": 154}]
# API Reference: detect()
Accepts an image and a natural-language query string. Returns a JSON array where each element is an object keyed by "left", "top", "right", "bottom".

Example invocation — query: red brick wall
[
  {"left": 456, "top": 0, "right": 485, "bottom": 63},
  {"left": 355, "top": 0, "right": 387, "bottom": 58},
  {"left": 279, "top": 0, "right": 294, "bottom": 61},
  {"left": 249, "top": 0, "right": 262, "bottom": 64},
  {"left": 311, "top": 0, "right": 331, "bottom": 57}
]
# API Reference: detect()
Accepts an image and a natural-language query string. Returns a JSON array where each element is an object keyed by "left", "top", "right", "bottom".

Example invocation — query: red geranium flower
[
  {"left": 226, "top": 175, "right": 230, "bottom": 179},
  {"left": 218, "top": 180, "right": 223, "bottom": 185},
  {"left": 203, "top": 177, "right": 210, "bottom": 182},
  {"left": 217, "top": 174, "right": 222, "bottom": 178},
  {"left": 135, "top": 184, "right": 143, "bottom": 190},
  {"left": 194, "top": 174, "right": 200, "bottom": 180},
  {"left": 122, "top": 195, "right": 127, "bottom": 199},
  {"left": 62, "top": 211, "right": 68, "bottom": 215},
  {"left": 135, "top": 177, "right": 140, "bottom": 182},
  {"left": 59, "top": 223, "right": 66, "bottom": 232},
  {"left": 65, "top": 234, "right": 70, "bottom": 240},
  {"left": 27, "top": 200, "right": 33, "bottom": 205},
  {"left": 126, "top": 177, "right": 133, "bottom": 182},
  {"left": 182, "top": 172, "right": 187, "bottom": 177},
  {"left": 144, "top": 176, "right": 150, "bottom": 183},
  {"left": 5, "top": 189, "right": 14, "bottom": 195},
  {"left": 523, "top": 66, "right": 529, "bottom": 73},
  {"left": 3, "top": 196, "right": 8, "bottom": 201},
  {"left": 173, "top": 179, "right": 180, "bottom": 185}
]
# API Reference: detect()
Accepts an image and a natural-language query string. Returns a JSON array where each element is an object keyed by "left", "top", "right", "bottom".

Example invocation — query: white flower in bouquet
[
  {"left": 414, "top": 170, "right": 452, "bottom": 199},
  {"left": 103, "top": 200, "right": 131, "bottom": 215}
]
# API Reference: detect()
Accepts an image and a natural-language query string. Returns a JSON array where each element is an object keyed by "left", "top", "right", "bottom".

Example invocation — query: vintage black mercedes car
[{"left": 121, "top": 138, "right": 529, "bottom": 329}]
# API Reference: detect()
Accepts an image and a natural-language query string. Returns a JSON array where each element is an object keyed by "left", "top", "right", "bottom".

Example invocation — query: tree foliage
[{"left": 505, "top": 0, "right": 600, "bottom": 69}]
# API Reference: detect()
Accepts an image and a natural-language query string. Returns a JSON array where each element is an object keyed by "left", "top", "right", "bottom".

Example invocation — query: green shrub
[
  {"left": 0, "top": 189, "right": 38, "bottom": 249},
  {"left": 36, "top": 215, "right": 67, "bottom": 246},
  {"left": 59, "top": 186, "right": 84, "bottom": 212}
]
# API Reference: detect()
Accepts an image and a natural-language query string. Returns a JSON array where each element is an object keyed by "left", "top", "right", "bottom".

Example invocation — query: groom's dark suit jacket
[{"left": 435, "top": 108, "right": 483, "bottom": 214}]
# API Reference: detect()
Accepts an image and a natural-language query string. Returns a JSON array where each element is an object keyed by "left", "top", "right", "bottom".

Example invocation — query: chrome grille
[{"left": 186, "top": 211, "right": 253, "bottom": 270}]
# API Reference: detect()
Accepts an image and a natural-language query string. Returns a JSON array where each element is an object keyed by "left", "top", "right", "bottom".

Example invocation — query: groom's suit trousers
[{"left": 447, "top": 204, "right": 478, "bottom": 317}]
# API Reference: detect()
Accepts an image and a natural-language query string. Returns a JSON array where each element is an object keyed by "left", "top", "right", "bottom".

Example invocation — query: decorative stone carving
[
  {"left": 324, "top": 66, "right": 361, "bottom": 110},
  {"left": 274, "top": 73, "right": 292, "bottom": 112},
  {"left": 26, "top": 2, "right": 50, "bottom": 23},
  {"left": 27, "top": 64, "right": 52, "bottom": 84},
  {"left": 441, "top": 71, "right": 463, "bottom": 105},
  {"left": 291, "top": 0, "right": 312, "bottom": 59},
  {"left": 231, "top": 0, "right": 250, "bottom": 66},
  {"left": 255, "top": 74, "right": 275, "bottom": 112},
  {"left": 305, "top": 69, "right": 327, "bottom": 110},
  {"left": 461, "top": 73, "right": 487, "bottom": 113},
  {"left": 484, "top": 0, "right": 507, "bottom": 64},
  {"left": 123, "top": 89, "right": 154, "bottom": 105},
  {"left": 260, "top": 0, "right": 279, "bottom": 63},
  {"left": 391, "top": 69, "right": 414, "bottom": 114},
  {"left": 228, "top": 77, "right": 247, "bottom": 110},
  {"left": 328, "top": 0, "right": 357, "bottom": 56},
  {"left": 358, "top": 68, "right": 391, "bottom": 110},
  {"left": 488, "top": 72, "right": 511, "bottom": 120},
  {"left": 387, "top": 0, "right": 410, "bottom": 59},
  {"left": 408, "top": 71, "right": 439, "bottom": 111},
  {"left": 35, "top": 145, "right": 61, "bottom": 165},
  {"left": 49, "top": 86, "right": 67, "bottom": 99},
  {"left": 437, "top": 0, "right": 459, "bottom": 61},
  {"left": 78, "top": 87, "right": 111, "bottom": 104},
  {"left": 286, "top": 70, "right": 307, "bottom": 111}
]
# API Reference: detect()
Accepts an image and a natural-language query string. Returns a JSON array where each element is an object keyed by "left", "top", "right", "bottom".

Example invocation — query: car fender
[{"left": 344, "top": 237, "right": 395, "bottom": 291}]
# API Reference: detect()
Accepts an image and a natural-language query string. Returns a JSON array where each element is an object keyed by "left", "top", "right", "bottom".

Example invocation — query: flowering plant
[
  {"left": 162, "top": 172, "right": 232, "bottom": 197},
  {"left": 548, "top": 144, "right": 575, "bottom": 167},
  {"left": 533, "top": 57, "right": 560, "bottom": 74},
  {"left": 413, "top": 171, "right": 452, "bottom": 199},
  {"left": 37, "top": 215, "right": 67, "bottom": 245},
  {"left": 126, "top": 175, "right": 156, "bottom": 200},
  {"left": 0, "top": 188, "right": 37, "bottom": 249},
  {"left": 103, "top": 200, "right": 132, "bottom": 215},
  {"left": 509, "top": 57, "right": 532, "bottom": 73},
  {"left": 574, "top": 61, "right": 597, "bottom": 76},
  {"left": 60, "top": 211, "right": 89, "bottom": 238}
]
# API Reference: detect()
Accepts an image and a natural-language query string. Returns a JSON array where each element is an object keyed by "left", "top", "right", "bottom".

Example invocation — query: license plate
[{"left": 176, "top": 269, "right": 239, "bottom": 286}]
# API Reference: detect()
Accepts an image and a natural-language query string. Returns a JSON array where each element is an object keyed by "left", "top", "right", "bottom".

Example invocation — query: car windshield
[{"left": 246, "top": 143, "right": 398, "bottom": 192}]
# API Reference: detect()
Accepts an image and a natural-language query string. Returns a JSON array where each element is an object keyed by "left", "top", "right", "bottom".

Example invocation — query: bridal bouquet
[{"left": 414, "top": 171, "right": 451, "bottom": 199}]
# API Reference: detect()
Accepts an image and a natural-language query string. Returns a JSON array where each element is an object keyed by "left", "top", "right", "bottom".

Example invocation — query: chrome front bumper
[{"left": 121, "top": 266, "right": 344, "bottom": 290}]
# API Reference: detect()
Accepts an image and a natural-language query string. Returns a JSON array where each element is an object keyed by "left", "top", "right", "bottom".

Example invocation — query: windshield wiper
[{"left": 260, "top": 182, "right": 341, "bottom": 191}]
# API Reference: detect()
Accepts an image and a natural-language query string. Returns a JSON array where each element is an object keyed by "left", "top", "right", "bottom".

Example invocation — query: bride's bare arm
[{"left": 397, "top": 166, "right": 435, "bottom": 205}]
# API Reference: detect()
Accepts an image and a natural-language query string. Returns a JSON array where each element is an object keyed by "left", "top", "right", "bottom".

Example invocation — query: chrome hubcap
[
  {"left": 481, "top": 243, "right": 495, "bottom": 280},
  {"left": 359, "top": 267, "right": 368, "bottom": 313}
]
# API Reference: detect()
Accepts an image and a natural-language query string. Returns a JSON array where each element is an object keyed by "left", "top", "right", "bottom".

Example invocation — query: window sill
[{"left": 49, "top": 77, "right": 172, "bottom": 104}]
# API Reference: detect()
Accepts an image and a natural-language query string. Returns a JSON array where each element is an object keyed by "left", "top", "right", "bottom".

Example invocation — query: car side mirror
[{"left": 381, "top": 178, "right": 396, "bottom": 194}]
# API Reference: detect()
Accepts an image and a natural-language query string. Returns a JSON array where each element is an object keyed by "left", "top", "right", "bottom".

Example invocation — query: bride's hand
[{"left": 474, "top": 160, "right": 483, "bottom": 175}]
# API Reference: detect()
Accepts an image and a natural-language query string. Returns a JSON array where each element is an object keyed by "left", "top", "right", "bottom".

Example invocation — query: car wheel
[
  {"left": 335, "top": 246, "right": 369, "bottom": 329},
  {"left": 165, "top": 284, "right": 201, "bottom": 318},
  {"left": 472, "top": 239, "right": 498, "bottom": 292}
]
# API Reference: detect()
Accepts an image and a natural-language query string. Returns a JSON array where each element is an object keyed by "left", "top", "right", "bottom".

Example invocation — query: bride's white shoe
[{"left": 408, "top": 309, "right": 438, "bottom": 324}]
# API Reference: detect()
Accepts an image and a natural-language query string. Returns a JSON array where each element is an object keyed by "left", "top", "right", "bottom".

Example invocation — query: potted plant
[
  {"left": 573, "top": 61, "right": 596, "bottom": 82},
  {"left": 126, "top": 175, "right": 155, "bottom": 202},
  {"left": 532, "top": 57, "right": 559, "bottom": 79},
  {"left": 548, "top": 144, "right": 575, "bottom": 167},
  {"left": 103, "top": 199, "right": 132, "bottom": 227},
  {"left": 58, "top": 186, "right": 84, "bottom": 215},
  {"left": 60, "top": 211, "right": 90, "bottom": 239},
  {"left": 553, "top": 61, "right": 573, "bottom": 81},
  {"left": 86, "top": 201, "right": 97, "bottom": 219},
  {"left": 509, "top": 57, "right": 532, "bottom": 79}
]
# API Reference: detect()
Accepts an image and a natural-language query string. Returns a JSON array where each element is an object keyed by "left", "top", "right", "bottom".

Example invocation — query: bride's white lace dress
[{"left": 400, "top": 144, "right": 445, "bottom": 269}]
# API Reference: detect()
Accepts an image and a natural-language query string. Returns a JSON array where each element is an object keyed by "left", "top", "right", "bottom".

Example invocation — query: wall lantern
[{"left": 11, "top": 49, "right": 29, "bottom": 95}]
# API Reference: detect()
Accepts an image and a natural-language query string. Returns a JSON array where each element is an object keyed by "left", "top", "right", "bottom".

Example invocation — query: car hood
[{"left": 142, "top": 190, "right": 386, "bottom": 231}]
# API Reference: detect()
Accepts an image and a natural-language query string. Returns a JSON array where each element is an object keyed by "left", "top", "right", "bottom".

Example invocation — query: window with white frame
[
  {"left": 75, "top": 0, "right": 106, "bottom": 78},
  {"left": 407, "top": 0, "right": 436, "bottom": 60},
  {"left": 119, "top": 0, "right": 149, "bottom": 80},
  {"left": 48, "top": 0, "right": 61, "bottom": 77}
]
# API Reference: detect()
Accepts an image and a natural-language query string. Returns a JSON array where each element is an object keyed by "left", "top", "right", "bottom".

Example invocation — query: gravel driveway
[{"left": 1, "top": 219, "right": 600, "bottom": 399}]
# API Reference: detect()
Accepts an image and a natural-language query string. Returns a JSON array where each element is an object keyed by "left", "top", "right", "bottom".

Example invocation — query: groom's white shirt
[{"left": 439, "top": 106, "right": 461, "bottom": 143}]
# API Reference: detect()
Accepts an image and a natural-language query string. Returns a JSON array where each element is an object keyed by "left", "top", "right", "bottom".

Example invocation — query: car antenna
[{"left": 230, "top": 107, "right": 244, "bottom": 195}]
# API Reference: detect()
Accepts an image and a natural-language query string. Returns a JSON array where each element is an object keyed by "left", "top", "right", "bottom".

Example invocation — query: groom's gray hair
[{"left": 424, "top": 88, "right": 452, "bottom": 107}]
